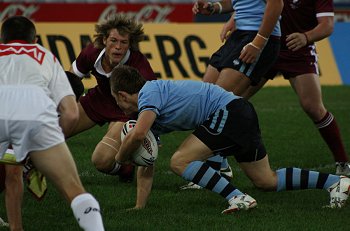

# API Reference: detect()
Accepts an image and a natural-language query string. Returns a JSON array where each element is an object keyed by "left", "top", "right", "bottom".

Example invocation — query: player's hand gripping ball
[{"left": 121, "top": 120, "right": 158, "bottom": 166}]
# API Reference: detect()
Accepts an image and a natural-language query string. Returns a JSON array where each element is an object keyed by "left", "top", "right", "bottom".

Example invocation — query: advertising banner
[
  {"left": 2, "top": 3, "right": 350, "bottom": 23},
  {"left": 0, "top": 3, "right": 194, "bottom": 23},
  {"left": 33, "top": 23, "right": 344, "bottom": 87}
]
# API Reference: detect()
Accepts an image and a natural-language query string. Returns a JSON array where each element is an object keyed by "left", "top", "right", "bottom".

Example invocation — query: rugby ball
[{"left": 121, "top": 120, "right": 158, "bottom": 166}]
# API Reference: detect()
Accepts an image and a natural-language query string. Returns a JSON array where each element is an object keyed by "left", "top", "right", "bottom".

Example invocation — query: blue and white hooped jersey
[
  {"left": 232, "top": 0, "right": 281, "bottom": 36},
  {"left": 138, "top": 80, "right": 241, "bottom": 135}
]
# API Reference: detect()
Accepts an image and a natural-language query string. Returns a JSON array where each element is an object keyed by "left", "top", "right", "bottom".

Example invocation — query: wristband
[
  {"left": 214, "top": 2, "right": 223, "bottom": 14},
  {"left": 257, "top": 33, "right": 268, "bottom": 41},
  {"left": 247, "top": 42, "right": 262, "bottom": 51}
]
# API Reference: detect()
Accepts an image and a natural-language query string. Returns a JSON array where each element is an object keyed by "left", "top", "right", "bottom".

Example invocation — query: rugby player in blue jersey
[{"left": 108, "top": 65, "right": 350, "bottom": 213}]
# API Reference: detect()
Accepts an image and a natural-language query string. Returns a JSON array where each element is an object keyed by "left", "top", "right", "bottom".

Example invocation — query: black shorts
[
  {"left": 193, "top": 99, "right": 266, "bottom": 163},
  {"left": 209, "top": 30, "right": 280, "bottom": 85}
]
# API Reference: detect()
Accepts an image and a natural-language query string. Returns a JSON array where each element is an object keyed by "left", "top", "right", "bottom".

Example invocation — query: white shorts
[{"left": 0, "top": 86, "right": 65, "bottom": 163}]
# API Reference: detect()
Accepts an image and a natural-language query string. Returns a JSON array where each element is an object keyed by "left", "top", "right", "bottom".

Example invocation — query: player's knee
[
  {"left": 170, "top": 155, "right": 183, "bottom": 176},
  {"left": 170, "top": 155, "right": 186, "bottom": 176},
  {"left": 251, "top": 174, "right": 277, "bottom": 191},
  {"left": 92, "top": 136, "right": 120, "bottom": 172},
  {"left": 300, "top": 101, "right": 325, "bottom": 121},
  {"left": 91, "top": 151, "right": 112, "bottom": 172}
]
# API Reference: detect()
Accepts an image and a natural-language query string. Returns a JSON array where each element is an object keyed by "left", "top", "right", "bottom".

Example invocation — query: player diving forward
[{"left": 110, "top": 65, "right": 349, "bottom": 212}]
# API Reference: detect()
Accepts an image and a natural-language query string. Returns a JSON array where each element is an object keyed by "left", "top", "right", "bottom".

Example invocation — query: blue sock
[
  {"left": 276, "top": 167, "right": 340, "bottom": 191},
  {"left": 182, "top": 161, "right": 243, "bottom": 200},
  {"left": 220, "top": 157, "right": 229, "bottom": 169},
  {"left": 205, "top": 155, "right": 223, "bottom": 171}
]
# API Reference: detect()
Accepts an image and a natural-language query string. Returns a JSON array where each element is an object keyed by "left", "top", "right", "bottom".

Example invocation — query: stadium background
[{"left": 1, "top": 1, "right": 349, "bottom": 88}]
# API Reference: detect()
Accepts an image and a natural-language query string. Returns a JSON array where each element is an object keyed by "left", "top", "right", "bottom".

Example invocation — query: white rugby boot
[{"left": 222, "top": 194, "right": 257, "bottom": 214}]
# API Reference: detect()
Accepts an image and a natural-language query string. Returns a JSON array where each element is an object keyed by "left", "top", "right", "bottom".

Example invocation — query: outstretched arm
[
  {"left": 116, "top": 111, "right": 157, "bottom": 209},
  {"left": 131, "top": 166, "right": 155, "bottom": 209}
]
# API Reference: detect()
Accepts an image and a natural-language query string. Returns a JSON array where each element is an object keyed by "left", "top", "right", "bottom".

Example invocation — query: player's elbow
[
  {"left": 64, "top": 109, "right": 79, "bottom": 127},
  {"left": 326, "top": 24, "right": 334, "bottom": 37},
  {"left": 321, "top": 18, "right": 334, "bottom": 38}
]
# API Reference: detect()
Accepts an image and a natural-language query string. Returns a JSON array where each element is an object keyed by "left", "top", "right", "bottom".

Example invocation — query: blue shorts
[{"left": 193, "top": 99, "right": 266, "bottom": 163}]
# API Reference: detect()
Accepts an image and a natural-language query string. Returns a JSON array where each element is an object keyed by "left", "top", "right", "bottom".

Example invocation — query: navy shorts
[
  {"left": 209, "top": 30, "right": 280, "bottom": 85},
  {"left": 193, "top": 98, "right": 266, "bottom": 163}
]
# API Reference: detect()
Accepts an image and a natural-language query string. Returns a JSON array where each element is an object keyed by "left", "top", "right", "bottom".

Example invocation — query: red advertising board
[{"left": 0, "top": 3, "right": 194, "bottom": 23}]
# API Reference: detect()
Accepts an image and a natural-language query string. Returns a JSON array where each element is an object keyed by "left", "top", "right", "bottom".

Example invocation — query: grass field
[{"left": 1, "top": 86, "right": 350, "bottom": 231}]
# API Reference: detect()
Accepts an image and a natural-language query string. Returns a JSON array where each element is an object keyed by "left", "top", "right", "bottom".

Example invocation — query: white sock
[{"left": 71, "top": 193, "right": 105, "bottom": 231}]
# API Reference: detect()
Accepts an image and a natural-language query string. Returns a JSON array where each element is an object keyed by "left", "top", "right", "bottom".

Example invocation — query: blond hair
[{"left": 93, "top": 14, "right": 144, "bottom": 51}]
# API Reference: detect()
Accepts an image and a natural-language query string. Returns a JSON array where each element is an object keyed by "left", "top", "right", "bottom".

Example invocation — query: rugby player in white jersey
[{"left": 0, "top": 16, "right": 104, "bottom": 231}]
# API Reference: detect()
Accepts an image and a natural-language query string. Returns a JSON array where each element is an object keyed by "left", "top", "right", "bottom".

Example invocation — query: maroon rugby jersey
[
  {"left": 72, "top": 43, "right": 156, "bottom": 124},
  {"left": 74, "top": 43, "right": 156, "bottom": 95},
  {"left": 280, "top": 0, "right": 334, "bottom": 50}
]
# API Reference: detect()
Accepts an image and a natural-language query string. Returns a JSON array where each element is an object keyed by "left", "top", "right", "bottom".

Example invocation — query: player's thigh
[
  {"left": 216, "top": 68, "right": 251, "bottom": 95},
  {"left": 203, "top": 65, "right": 220, "bottom": 83},
  {"left": 238, "top": 155, "right": 277, "bottom": 190},
  {"left": 91, "top": 122, "right": 123, "bottom": 167},
  {"left": 289, "top": 73, "right": 326, "bottom": 120},
  {"left": 171, "top": 134, "right": 213, "bottom": 175},
  {"left": 29, "top": 143, "right": 84, "bottom": 200}
]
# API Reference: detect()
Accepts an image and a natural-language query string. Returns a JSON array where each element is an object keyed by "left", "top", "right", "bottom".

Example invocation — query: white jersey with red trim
[
  {"left": 0, "top": 41, "right": 70, "bottom": 162},
  {"left": 0, "top": 42, "right": 74, "bottom": 107}
]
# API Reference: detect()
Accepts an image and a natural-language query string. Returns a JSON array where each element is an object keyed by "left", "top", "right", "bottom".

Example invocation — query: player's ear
[{"left": 118, "top": 91, "right": 129, "bottom": 101}]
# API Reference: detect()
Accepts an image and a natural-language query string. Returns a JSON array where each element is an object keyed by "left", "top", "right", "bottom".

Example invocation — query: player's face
[{"left": 104, "top": 29, "right": 130, "bottom": 67}]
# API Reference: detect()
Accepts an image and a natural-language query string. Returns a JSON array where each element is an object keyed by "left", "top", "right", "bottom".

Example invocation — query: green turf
[{"left": 1, "top": 86, "right": 350, "bottom": 231}]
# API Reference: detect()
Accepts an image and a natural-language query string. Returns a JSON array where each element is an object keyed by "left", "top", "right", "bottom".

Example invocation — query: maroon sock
[{"left": 315, "top": 112, "right": 348, "bottom": 162}]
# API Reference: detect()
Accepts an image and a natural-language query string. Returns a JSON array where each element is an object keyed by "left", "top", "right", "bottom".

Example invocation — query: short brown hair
[
  {"left": 110, "top": 65, "right": 146, "bottom": 95},
  {"left": 94, "top": 14, "right": 144, "bottom": 51},
  {"left": 1, "top": 16, "right": 36, "bottom": 43}
]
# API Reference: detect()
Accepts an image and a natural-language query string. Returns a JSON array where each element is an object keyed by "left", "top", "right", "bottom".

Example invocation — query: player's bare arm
[
  {"left": 115, "top": 111, "right": 156, "bottom": 163},
  {"left": 286, "top": 16, "right": 334, "bottom": 51},
  {"left": 220, "top": 13, "right": 236, "bottom": 42},
  {"left": 239, "top": 0, "right": 283, "bottom": 63},
  {"left": 133, "top": 166, "right": 155, "bottom": 209},
  {"left": 57, "top": 95, "right": 79, "bottom": 137}
]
